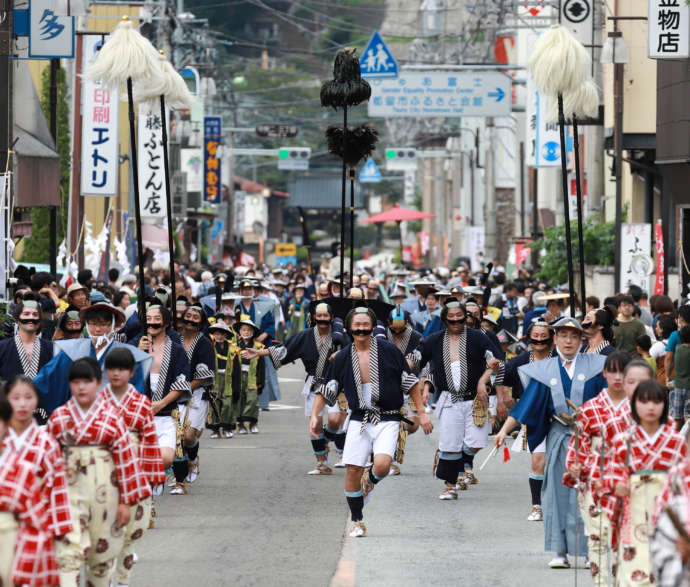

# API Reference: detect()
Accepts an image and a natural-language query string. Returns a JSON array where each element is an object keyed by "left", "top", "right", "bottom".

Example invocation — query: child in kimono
[
  {"left": 101, "top": 347, "right": 165, "bottom": 587},
  {"left": 233, "top": 317, "right": 265, "bottom": 435},
  {"left": 604, "top": 379, "right": 687, "bottom": 585},
  {"left": 46, "top": 357, "right": 151, "bottom": 587},
  {"left": 563, "top": 350, "right": 631, "bottom": 586},
  {"left": 650, "top": 426, "right": 690, "bottom": 586},
  {"left": 0, "top": 396, "right": 60, "bottom": 587},
  {"left": 2, "top": 375, "right": 72, "bottom": 541},
  {"left": 208, "top": 322, "right": 241, "bottom": 439}
]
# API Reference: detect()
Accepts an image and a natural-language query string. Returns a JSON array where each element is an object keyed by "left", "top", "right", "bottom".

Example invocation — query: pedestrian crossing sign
[
  {"left": 359, "top": 159, "right": 382, "bottom": 183},
  {"left": 360, "top": 31, "right": 398, "bottom": 79}
]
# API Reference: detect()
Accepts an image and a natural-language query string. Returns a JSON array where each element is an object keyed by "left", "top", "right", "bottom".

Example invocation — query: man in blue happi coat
[
  {"left": 34, "top": 301, "right": 152, "bottom": 416},
  {"left": 495, "top": 317, "right": 606, "bottom": 569}
]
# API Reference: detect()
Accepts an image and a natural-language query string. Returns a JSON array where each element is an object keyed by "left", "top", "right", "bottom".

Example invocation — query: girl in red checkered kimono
[
  {"left": 46, "top": 357, "right": 151, "bottom": 587},
  {"left": 603, "top": 380, "right": 687, "bottom": 586},
  {"left": 100, "top": 347, "right": 165, "bottom": 587},
  {"left": 0, "top": 395, "right": 60, "bottom": 586},
  {"left": 563, "top": 350, "right": 631, "bottom": 586},
  {"left": 2, "top": 376, "right": 73, "bottom": 541}
]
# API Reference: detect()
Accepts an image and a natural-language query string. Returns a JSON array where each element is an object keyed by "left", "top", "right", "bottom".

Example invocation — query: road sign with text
[{"left": 368, "top": 72, "right": 511, "bottom": 118}]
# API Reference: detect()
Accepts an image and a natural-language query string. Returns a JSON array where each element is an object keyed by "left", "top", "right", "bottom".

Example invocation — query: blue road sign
[
  {"left": 360, "top": 31, "right": 398, "bottom": 79},
  {"left": 359, "top": 159, "right": 382, "bottom": 183},
  {"left": 368, "top": 72, "right": 512, "bottom": 118}
]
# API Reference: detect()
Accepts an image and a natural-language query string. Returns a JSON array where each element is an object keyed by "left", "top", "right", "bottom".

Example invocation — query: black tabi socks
[
  {"left": 346, "top": 494, "right": 364, "bottom": 522},
  {"left": 185, "top": 441, "right": 199, "bottom": 461},
  {"left": 435, "top": 458, "right": 461, "bottom": 485},
  {"left": 173, "top": 459, "right": 189, "bottom": 483},
  {"left": 334, "top": 432, "right": 346, "bottom": 451},
  {"left": 311, "top": 436, "right": 327, "bottom": 455},
  {"left": 529, "top": 476, "right": 543, "bottom": 506}
]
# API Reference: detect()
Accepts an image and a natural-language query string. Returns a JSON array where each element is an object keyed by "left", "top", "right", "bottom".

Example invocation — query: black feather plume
[
  {"left": 320, "top": 48, "right": 371, "bottom": 109},
  {"left": 325, "top": 124, "right": 378, "bottom": 168}
]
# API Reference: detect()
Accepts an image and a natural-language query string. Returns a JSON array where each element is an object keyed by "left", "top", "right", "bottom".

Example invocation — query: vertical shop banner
[
  {"left": 648, "top": 0, "right": 690, "bottom": 59},
  {"left": 467, "top": 226, "right": 485, "bottom": 272},
  {"left": 204, "top": 117, "right": 221, "bottom": 204},
  {"left": 138, "top": 111, "right": 167, "bottom": 219},
  {"left": 654, "top": 219, "right": 665, "bottom": 295},
  {"left": 620, "top": 223, "right": 653, "bottom": 294},
  {"left": 81, "top": 36, "right": 119, "bottom": 196}
]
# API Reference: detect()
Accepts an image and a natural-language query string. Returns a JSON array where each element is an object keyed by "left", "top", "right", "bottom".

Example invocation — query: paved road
[{"left": 136, "top": 363, "right": 579, "bottom": 586}]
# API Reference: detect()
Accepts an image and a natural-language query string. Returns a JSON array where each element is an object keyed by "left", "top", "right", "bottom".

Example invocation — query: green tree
[
  {"left": 532, "top": 214, "right": 616, "bottom": 285},
  {"left": 20, "top": 65, "right": 70, "bottom": 263}
]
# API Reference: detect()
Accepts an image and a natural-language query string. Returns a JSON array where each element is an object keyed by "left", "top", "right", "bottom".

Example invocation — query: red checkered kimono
[
  {"left": 563, "top": 392, "right": 630, "bottom": 491},
  {"left": 602, "top": 418, "right": 686, "bottom": 546},
  {"left": 46, "top": 395, "right": 151, "bottom": 505},
  {"left": 0, "top": 450, "right": 60, "bottom": 586},
  {"left": 652, "top": 459, "right": 690, "bottom": 528},
  {"left": 2, "top": 421, "right": 72, "bottom": 537},
  {"left": 99, "top": 384, "right": 165, "bottom": 485}
]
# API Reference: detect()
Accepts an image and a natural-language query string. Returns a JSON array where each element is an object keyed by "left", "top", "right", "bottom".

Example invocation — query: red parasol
[
  {"left": 361, "top": 205, "right": 435, "bottom": 265},
  {"left": 361, "top": 204, "right": 435, "bottom": 224}
]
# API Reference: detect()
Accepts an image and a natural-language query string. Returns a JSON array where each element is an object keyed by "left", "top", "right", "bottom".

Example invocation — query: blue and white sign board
[
  {"left": 359, "top": 159, "right": 382, "bottom": 183},
  {"left": 368, "top": 72, "right": 511, "bottom": 118},
  {"left": 360, "top": 31, "right": 398, "bottom": 79},
  {"left": 526, "top": 74, "right": 572, "bottom": 167},
  {"left": 29, "top": 0, "right": 75, "bottom": 58}
]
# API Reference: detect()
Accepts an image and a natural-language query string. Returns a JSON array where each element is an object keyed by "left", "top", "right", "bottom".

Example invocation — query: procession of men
[{"left": 0, "top": 257, "right": 689, "bottom": 586}]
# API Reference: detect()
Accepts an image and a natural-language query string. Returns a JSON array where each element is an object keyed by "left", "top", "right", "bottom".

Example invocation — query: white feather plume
[
  {"left": 133, "top": 52, "right": 194, "bottom": 109},
  {"left": 131, "top": 51, "right": 169, "bottom": 106},
  {"left": 546, "top": 79, "right": 600, "bottom": 123},
  {"left": 162, "top": 59, "right": 195, "bottom": 109},
  {"left": 528, "top": 25, "right": 590, "bottom": 95},
  {"left": 84, "top": 17, "right": 164, "bottom": 86}
]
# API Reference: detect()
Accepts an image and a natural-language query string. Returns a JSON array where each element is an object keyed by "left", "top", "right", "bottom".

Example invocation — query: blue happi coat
[{"left": 511, "top": 353, "right": 606, "bottom": 556}]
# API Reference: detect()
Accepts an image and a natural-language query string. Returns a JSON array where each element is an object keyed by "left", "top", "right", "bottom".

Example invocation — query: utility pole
[
  {"left": 484, "top": 118, "right": 496, "bottom": 260},
  {"left": 0, "top": 0, "right": 13, "bottom": 193},
  {"left": 49, "top": 58, "right": 59, "bottom": 277},
  {"left": 0, "top": 0, "right": 12, "bottom": 298}
]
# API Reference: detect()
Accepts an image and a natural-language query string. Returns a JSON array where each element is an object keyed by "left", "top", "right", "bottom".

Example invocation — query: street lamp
[{"left": 601, "top": 30, "right": 628, "bottom": 292}]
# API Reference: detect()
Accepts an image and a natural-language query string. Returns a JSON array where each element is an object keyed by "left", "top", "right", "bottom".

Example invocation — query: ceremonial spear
[
  {"left": 321, "top": 49, "right": 371, "bottom": 296},
  {"left": 85, "top": 16, "right": 164, "bottom": 327},
  {"left": 529, "top": 26, "right": 597, "bottom": 317}
]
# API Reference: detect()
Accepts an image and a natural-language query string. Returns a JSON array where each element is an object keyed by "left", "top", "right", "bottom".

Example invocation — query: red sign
[
  {"left": 654, "top": 220, "right": 665, "bottom": 295},
  {"left": 402, "top": 246, "right": 413, "bottom": 263}
]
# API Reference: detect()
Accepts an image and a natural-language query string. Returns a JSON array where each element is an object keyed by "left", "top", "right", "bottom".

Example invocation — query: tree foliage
[
  {"left": 532, "top": 214, "right": 616, "bottom": 285},
  {"left": 20, "top": 65, "right": 70, "bottom": 263}
]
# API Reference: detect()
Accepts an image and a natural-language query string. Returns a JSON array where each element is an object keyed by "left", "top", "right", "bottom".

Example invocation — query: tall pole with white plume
[
  {"left": 134, "top": 51, "right": 194, "bottom": 330},
  {"left": 85, "top": 16, "right": 165, "bottom": 327},
  {"left": 529, "top": 26, "right": 596, "bottom": 318}
]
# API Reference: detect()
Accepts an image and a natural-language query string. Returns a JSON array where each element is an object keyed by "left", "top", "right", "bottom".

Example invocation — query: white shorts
[
  {"left": 437, "top": 399, "right": 490, "bottom": 452},
  {"left": 180, "top": 388, "right": 209, "bottom": 431},
  {"left": 511, "top": 426, "right": 546, "bottom": 454},
  {"left": 303, "top": 377, "right": 346, "bottom": 417},
  {"left": 342, "top": 419, "right": 399, "bottom": 467},
  {"left": 154, "top": 415, "right": 176, "bottom": 450}
]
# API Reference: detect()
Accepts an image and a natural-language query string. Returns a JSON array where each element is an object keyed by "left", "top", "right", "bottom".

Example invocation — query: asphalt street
[{"left": 136, "top": 362, "right": 578, "bottom": 586}]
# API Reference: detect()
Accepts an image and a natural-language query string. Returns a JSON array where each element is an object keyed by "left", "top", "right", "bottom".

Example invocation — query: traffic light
[
  {"left": 385, "top": 147, "right": 417, "bottom": 171},
  {"left": 277, "top": 147, "right": 311, "bottom": 170}
]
